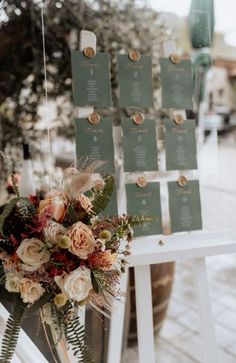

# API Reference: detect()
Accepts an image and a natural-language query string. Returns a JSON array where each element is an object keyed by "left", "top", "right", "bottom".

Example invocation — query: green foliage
[
  {"left": 0, "top": 0, "right": 170, "bottom": 179},
  {"left": 89, "top": 176, "right": 114, "bottom": 218},
  {"left": 0, "top": 261, "right": 5, "bottom": 290},
  {"left": 65, "top": 315, "right": 94, "bottom": 363},
  {"left": 0, "top": 296, "right": 26, "bottom": 363},
  {"left": 50, "top": 301, "right": 94, "bottom": 363},
  {"left": 91, "top": 271, "right": 100, "bottom": 294},
  {"left": 0, "top": 197, "right": 20, "bottom": 235},
  {"left": 0, "top": 197, "right": 35, "bottom": 237},
  {"left": 0, "top": 237, "right": 13, "bottom": 254}
]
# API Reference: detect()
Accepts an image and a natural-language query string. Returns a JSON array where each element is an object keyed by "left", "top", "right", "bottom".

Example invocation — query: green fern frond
[
  {"left": 89, "top": 176, "right": 114, "bottom": 217},
  {"left": 65, "top": 316, "right": 94, "bottom": 363},
  {"left": 0, "top": 296, "right": 26, "bottom": 363},
  {"left": 0, "top": 261, "right": 5, "bottom": 291},
  {"left": 53, "top": 301, "right": 94, "bottom": 363}
]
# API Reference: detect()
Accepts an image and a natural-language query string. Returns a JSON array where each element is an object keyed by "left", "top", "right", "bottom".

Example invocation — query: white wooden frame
[{"left": 107, "top": 40, "right": 234, "bottom": 363}]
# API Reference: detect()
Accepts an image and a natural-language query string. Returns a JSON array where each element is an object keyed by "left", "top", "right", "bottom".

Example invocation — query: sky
[{"left": 149, "top": 0, "right": 236, "bottom": 46}]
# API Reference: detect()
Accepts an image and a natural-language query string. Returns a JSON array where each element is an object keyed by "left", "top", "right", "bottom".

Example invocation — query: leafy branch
[{"left": 89, "top": 176, "right": 115, "bottom": 218}]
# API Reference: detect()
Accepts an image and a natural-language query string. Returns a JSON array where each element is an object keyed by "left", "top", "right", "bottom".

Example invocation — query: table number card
[
  {"left": 165, "top": 119, "right": 197, "bottom": 170},
  {"left": 71, "top": 51, "right": 112, "bottom": 107},
  {"left": 117, "top": 54, "right": 154, "bottom": 108},
  {"left": 121, "top": 118, "right": 158, "bottom": 172},
  {"left": 126, "top": 182, "right": 162, "bottom": 236},
  {"left": 160, "top": 58, "right": 193, "bottom": 109},
  {"left": 75, "top": 117, "right": 115, "bottom": 174},
  {"left": 168, "top": 180, "right": 202, "bottom": 233}
]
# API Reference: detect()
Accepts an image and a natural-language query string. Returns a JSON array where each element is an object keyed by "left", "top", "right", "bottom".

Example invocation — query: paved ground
[{"left": 122, "top": 130, "right": 236, "bottom": 363}]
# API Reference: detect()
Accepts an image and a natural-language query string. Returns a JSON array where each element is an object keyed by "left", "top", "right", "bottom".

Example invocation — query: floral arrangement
[{"left": 0, "top": 166, "right": 154, "bottom": 363}]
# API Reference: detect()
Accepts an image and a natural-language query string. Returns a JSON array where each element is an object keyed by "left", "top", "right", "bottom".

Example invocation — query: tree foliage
[{"left": 0, "top": 0, "right": 171, "bottom": 176}]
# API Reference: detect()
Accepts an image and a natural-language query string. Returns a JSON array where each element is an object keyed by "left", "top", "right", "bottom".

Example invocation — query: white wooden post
[
  {"left": 192, "top": 257, "right": 219, "bottom": 363},
  {"left": 134, "top": 265, "right": 155, "bottom": 363},
  {"left": 107, "top": 270, "right": 129, "bottom": 363},
  {"left": 76, "top": 30, "right": 97, "bottom": 327}
]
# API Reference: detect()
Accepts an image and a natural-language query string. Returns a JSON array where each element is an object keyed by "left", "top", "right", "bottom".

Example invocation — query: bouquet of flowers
[{"left": 0, "top": 166, "right": 153, "bottom": 363}]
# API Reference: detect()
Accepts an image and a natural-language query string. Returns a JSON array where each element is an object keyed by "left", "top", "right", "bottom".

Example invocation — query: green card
[
  {"left": 160, "top": 58, "right": 193, "bottom": 109},
  {"left": 168, "top": 180, "right": 202, "bottom": 233},
  {"left": 121, "top": 118, "right": 158, "bottom": 172},
  {"left": 117, "top": 54, "right": 154, "bottom": 108},
  {"left": 165, "top": 119, "right": 197, "bottom": 170},
  {"left": 71, "top": 51, "right": 112, "bottom": 107},
  {"left": 75, "top": 118, "right": 115, "bottom": 174},
  {"left": 189, "top": 10, "right": 211, "bottom": 48},
  {"left": 126, "top": 182, "right": 162, "bottom": 236}
]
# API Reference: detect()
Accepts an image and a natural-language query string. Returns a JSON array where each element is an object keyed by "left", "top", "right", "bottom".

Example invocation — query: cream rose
[
  {"left": 68, "top": 222, "right": 95, "bottom": 259},
  {"left": 5, "top": 273, "right": 21, "bottom": 293},
  {"left": 44, "top": 221, "right": 67, "bottom": 245},
  {"left": 20, "top": 278, "right": 45, "bottom": 304},
  {"left": 16, "top": 238, "right": 50, "bottom": 272},
  {"left": 54, "top": 266, "right": 92, "bottom": 302}
]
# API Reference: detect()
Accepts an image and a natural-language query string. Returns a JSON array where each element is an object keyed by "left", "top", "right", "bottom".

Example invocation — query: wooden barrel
[{"left": 127, "top": 262, "right": 175, "bottom": 346}]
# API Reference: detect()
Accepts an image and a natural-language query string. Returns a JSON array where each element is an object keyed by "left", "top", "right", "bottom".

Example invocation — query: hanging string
[{"left": 40, "top": 0, "right": 53, "bottom": 190}]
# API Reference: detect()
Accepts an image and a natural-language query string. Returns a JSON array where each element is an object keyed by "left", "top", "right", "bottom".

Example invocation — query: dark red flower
[
  {"left": 9, "top": 234, "right": 18, "bottom": 247},
  {"left": 28, "top": 195, "right": 39, "bottom": 205}
]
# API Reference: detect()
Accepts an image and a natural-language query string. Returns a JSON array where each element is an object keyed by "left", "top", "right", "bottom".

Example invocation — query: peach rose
[
  {"left": 39, "top": 191, "right": 67, "bottom": 223},
  {"left": 68, "top": 222, "right": 95, "bottom": 259},
  {"left": 20, "top": 278, "right": 45, "bottom": 304},
  {"left": 16, "top": 238, "right": 50, "bottom": 272},
  {"left": 76, "top": 194, "right": 92, "bottom": 212},
  {"left": 54, "top": 266, "right": 92, "bottom": 302}
]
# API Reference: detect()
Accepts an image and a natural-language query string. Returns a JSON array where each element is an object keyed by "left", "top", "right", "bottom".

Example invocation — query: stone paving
[{"left": 122, "top": 131, "right": 236, "bottom": 363}]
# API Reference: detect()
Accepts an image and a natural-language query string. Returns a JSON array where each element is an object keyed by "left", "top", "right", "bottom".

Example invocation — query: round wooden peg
[
  {"left": 174, "top": 114, "right": 184, "bottom": 125},
  {"left": 132, "top": 113, "right": 144, "bottom": 125},
  {"left": 88, "top": 112, "right": 100, "bottom": 125},
  {"left": 170, "top": 53, "right": 181, "bottom": 64},
  {"left": 137, "top": 176, "right": 147, "bottom": 188},
  {"left": 128, "top": 50, "right": 141, "bottom": 62},
  {"left": 83, "top": 47, "right": 96, "bottom": 58},
  {"left": 178, "top": 176, "right": 188, "bottom": 187}
]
